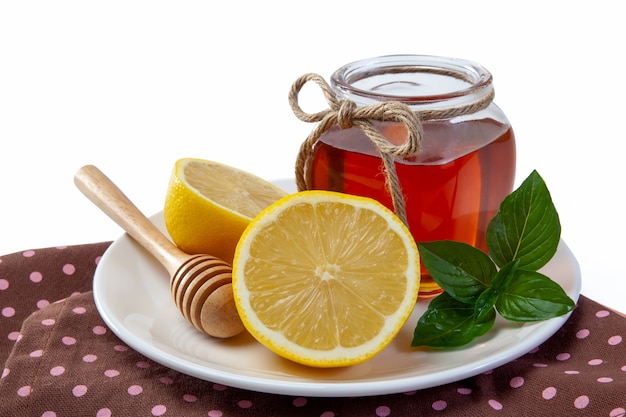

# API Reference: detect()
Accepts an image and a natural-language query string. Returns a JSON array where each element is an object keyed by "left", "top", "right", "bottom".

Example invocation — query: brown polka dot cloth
[{"left": 1, "top": 243, "right": 625, "bottom": 416}]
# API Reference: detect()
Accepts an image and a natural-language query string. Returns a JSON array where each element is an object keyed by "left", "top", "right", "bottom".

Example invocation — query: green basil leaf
[
  {"left": 475, "top": 260, "right": 519, "bottom": 320},
  {"left": 490, "top": 259, "right": 520, "bottom": 292},
  {"left": 486, "top": 170, "right": 561, "bottom": 270},
  {"left": 495, "top": 269, "right": 576, "bottom": 321},
  {"left": 418, "top": 241, "right": 496, "bottom": 304},
  {"left": 412, "top": 292, "right": 496, "bottom": 348},
  {"left": 474, "top": 288, "right": 497, "bottom": 322}
]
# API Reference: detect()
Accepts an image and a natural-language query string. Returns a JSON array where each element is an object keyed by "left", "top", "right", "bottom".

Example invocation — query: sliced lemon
[
  {"left": 232, "top": 190, "right": 420, "bottom": 367},
  {"left": 163, "top": 158, "right": 288, "bottom": 264}
]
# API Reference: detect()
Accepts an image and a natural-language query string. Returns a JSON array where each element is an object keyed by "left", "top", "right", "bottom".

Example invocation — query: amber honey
[
  {"left": 310, "top": 119, "right": 516, "bottom": 295},
  {"left": 294, "top": 54, "right": 517, "bottom": 296}
]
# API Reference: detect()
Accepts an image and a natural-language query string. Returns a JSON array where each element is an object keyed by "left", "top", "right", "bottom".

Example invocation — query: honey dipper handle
[{"left": 74, "top": 165, "right": 186, "bottom": 274}]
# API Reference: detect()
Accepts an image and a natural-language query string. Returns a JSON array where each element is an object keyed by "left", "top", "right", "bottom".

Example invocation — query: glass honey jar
[{"left": 292, "top": 55, "right": 516, "bottom": 296}]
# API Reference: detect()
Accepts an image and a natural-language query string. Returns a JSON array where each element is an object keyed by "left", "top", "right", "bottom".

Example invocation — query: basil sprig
[{"left": 412, "top": 170, "right": 576, "bottom": 348}]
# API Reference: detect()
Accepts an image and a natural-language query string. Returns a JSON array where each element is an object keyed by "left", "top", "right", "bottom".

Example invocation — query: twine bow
[{"left": 288, "top": 73, "right": 423, "bottom": 227}]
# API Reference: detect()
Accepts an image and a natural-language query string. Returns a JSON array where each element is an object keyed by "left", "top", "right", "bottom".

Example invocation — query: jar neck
[{"left": 330, "top": 55, "right": 494, "bottom": 116}]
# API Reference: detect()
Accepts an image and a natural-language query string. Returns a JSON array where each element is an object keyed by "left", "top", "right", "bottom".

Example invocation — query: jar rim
[{"left": 330, "top": 54, "right": 493, "bottom": 107}]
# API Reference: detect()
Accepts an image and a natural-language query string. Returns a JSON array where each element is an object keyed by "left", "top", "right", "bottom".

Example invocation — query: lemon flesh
[
  {"left": 164, "top": 158, "right": 288, "bottom": 264},
  {"left": 233, "top": 190, "right": 420, "bottom": 367}
]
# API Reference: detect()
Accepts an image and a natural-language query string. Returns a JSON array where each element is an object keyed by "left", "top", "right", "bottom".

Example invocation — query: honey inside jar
[
  {"left": 303, "top": 55, "right": 517, "bottom": 297},
  {"left": 310, "top": 120, "right": 516, "bottom": 296}
]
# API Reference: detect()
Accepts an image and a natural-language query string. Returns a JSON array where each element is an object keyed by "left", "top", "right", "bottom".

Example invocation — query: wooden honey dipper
[{"left": 74, "top": 165, "right": 244, "bottom": 338}]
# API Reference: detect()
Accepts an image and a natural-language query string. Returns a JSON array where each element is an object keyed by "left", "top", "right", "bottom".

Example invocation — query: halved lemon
[
  {"left": 163, "top": 158, "right": 288, "bottom": 264},
  {"left": 232, "top": 190, "right": 420, "bottom": 367}
]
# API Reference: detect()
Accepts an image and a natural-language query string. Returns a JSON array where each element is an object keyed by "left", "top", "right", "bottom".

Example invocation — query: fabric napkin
[{"left": 1, "top": 243, "right": 625, "bottom": 416}]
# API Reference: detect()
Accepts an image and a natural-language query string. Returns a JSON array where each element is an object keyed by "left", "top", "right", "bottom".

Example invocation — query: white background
[{"left": 1, "top": 1, "right": 624, "bottom": 312}]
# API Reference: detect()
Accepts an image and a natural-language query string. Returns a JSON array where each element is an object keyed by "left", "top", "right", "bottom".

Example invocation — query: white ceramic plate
[{"left": 93, "top": 200, "right": 581, "bottom": 398}]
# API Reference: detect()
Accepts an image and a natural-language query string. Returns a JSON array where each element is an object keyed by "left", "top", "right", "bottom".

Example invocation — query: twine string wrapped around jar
[{"left": 288, "top": 70, "right": 495, "bottom": 228}]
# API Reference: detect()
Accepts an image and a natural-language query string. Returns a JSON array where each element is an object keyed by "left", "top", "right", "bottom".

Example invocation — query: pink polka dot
[
  {"left": 62, "top": 336, "right": 76, "bottom": 345},
  {"left": 183, "top": 394, "right": 197, "bottom": 402},
  {"left": 488, "top": 400, "right": 503, "bottom": 410},
  {"left": 237, "top": 400, "right": 253, "bottom": 409},
  {"left": 320, "top": 413, "right": 335, "bottom": 417},
  {"left": 293, "top": 397, "right": 307, "bottom": 407},
  {"left": 376, "top": 405, "right": 391, "bottom": 417},
  {"left": 208, "top": 411, "right": 223, "bottom": 417},
  {"left": 30, "top": 349, "right": 43, "bottom": 358},
  {"left": 22, "top": 250, "right": 35, "bottom": 257},
  {"left": 556, "top": 353, "right": 570, "bottom": 361},
  {"left": 114, "top": 344, "right": 128, "bottom": 352},
  {"left": 596, "top": 310, "right": 610, "bottom": 318},
  {"left": 622, "top": 365, "right": 626, "bottom": 372},
  {"left": 83, "top": 354, "right": 97, "bottom": 363},
  {"left": 96, "top": 408, "right": 112, "bottom": 417},
  {"left": 17, "top": 385, "right": 32, "bottom": 397},
  {"left": 151, "top": 405, "right": 166, "bottom": 416},
  {"left": 72, "top": 307, "right": 86, "bottom": 314},
  {"left": 128, "top": 385, "right": 143, "bottom": 395},
  {"left": 37, "top": 299, "right": 50, "bottom": 309},
  {"left": 576, "top": 329, "right": 590, "bottom": 339},
  {"left": 510, "top": 376, "right": 524, "bottom": 388},
  {"left": 62, "top": 264, "right": 76, "bottom": 275},
  {"left": 73, "top": 385, "right": 88, "bottom": 397},
  {"left": 136, "top": 361, "right": 150, "bottom": 369},
  {"left": 533, "top": 363, "right": 548, "bottom": 368},
  {"left": 609, "top": 335, "right": 623, "bottom": 345},
  {"left": 574, "top": 395, "right": 589, "bottom": 409},
  {"left": 598, "top": 377, "right": 613, "bottom": 383},
  {"left": 2, "top": 307, "right": 15, "bottom": 318},
  {"left": 2, "top": 368, "right": 10, "bottom": 378},
  {"left": 50, "top": 366, "right": 65, "bottom": 376},
  {"left": 104, "top": 370, "right": 120, "bottom": 377},
  {"left": 0, "top": 278, "right": 9, "bottom": 290},
  {"left": 159, "top": 377, "right": 173, "bottom": 385},
  {"left": 542, "top": 386, "right": 557, "bottom": 400},
  {"left": 30, "top": 271, "right": 43, "bottom": 283},
  {"left": 528, "top": 347, "right": 539, "bottom": 353},
  {"left": 213, "top": 383, "right": 227, "bottom": 391},
  {"left": 41, "top": 319, "right": 55, "bottom": 326},
  {"left": 588, "top": 359, "right": 603, "bottom": 366},
  {"left": 93, "top": 326, "right": 107, "bottom": 335},
  {"left": 457, "top": 387, "right": 472, "bottom": 395},
  {"left": 432, "top": 400, "right": 447, "bottom": 411},
  {"left": 565, "top": 370, "right": 580, "bottom": 375},
  {"left": 95, "top": 255, "right": 102, "bottom": 265},
  {"left": 8, "top": 331, "right": 21, "bottom": 341},
  {"left": 610, "top": 408, "right": 626, "bottom": 417},
  {"left": 41, "top": 411, "right": 57, "bottom": 417}
]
